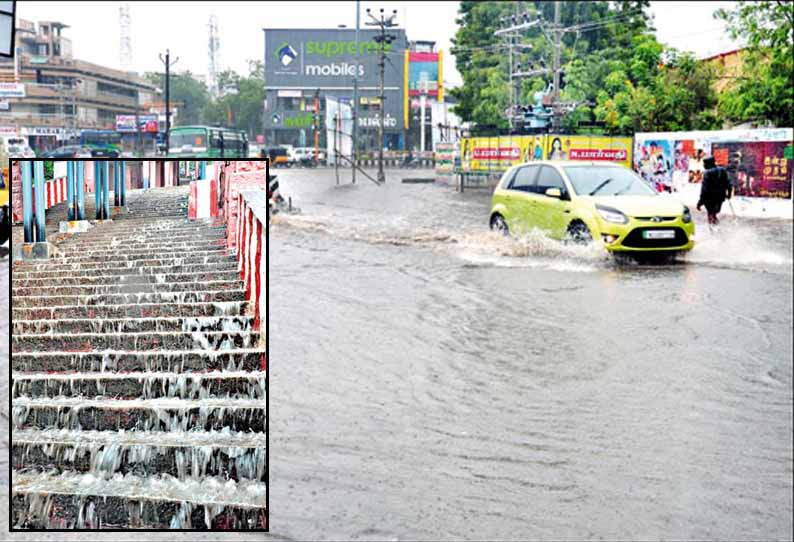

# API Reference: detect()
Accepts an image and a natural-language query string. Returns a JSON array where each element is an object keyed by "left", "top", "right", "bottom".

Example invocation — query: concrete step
[
  {"left": 13, "top": 270, "right": 241, "bottom": 288},
  {"left": 58, "top": 239, "right": 229, "bottom": 253},
  {"left": 50, "top": 248, "right": 229, "bottom": 263},
  {"left": 13, "top": 330, "right": 259, "bottom": 352},
  {"left": 12, "top": 370, "right": 266, "bottom": 400},
  {"left": 16, "top": 254, "right": 236, "bottom": 273},
  {"left": 56, "top": 245, "right": 228, "bottom": 258},
  {"left": 12, "top": 428, "right": 267, "bottom": 482},
  {"left": 14, "top": 315, "right": 253, "bottom": 335},
  {"left": 11, "top": 471, "right": 267, "bottom": 529},
  {"left": 13, "top": 289, "right": 246, "bottom": 308},
  {"left": 12, "top": 396, "right": 266, "bottom": 432},
  {"left": 14, "top": 280, "right": 243, "bottom": 298},
  {"left": 12, "top": 349, "right": 265, "bottom": 373},
  {"left": 13, "top": 262, "right": 239, "bottom": 280},
  {"left": 13, "top": 300, "right": 246, "bottom": 321}
]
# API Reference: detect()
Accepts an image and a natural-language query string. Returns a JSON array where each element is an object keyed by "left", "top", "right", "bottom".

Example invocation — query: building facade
[{"left": 0, "top": 19, "right": 158, "bottom": 152}]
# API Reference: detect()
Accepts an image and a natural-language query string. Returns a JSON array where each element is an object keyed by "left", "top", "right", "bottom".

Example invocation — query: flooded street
[{"left": 270, "top": 169, "right": 793, "bottom": 540}]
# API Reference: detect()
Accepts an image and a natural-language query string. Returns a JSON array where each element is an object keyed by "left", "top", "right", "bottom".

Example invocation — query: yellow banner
[{"left": 461, "top": 134, "right": 633, "bottom": 172}]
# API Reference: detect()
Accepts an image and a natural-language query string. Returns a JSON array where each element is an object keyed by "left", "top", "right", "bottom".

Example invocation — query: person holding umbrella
[{"left": 697, "top": 156, "right": 733, "bottom": 225}]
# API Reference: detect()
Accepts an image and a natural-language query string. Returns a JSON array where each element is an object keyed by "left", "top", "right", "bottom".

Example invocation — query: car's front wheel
[
  {"left": 490, "top": 214, "right": 509, "bottom": 236},
  {"left": 564, "top": 221, "right": 592, "bottom": 245}
]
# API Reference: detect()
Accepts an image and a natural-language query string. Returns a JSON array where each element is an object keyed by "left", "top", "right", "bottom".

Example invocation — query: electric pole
[
  {"left": 366, "top": 7, "right": 398, "bottom": 184},
  {"left": 551, "top": 0, "right": 562, "bottom": 132},
  {"left": 352, "top": 0, "right": 361, "bottom": 183},
  {"left": 159, "top": 49, "right": 179, "bottom": 155}
]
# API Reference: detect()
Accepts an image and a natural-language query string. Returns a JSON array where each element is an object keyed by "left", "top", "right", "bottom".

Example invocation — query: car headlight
[
  {"left": 682, "top": 206, "right": 692, "bottom": 223},
  {"left": 596, "top": 204, "right": 628, "bottom": 224}
]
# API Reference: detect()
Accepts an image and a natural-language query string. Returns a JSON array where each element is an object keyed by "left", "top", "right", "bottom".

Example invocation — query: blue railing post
[
  {"left": 22, "top": 161, "right": 34, "bottom": 243},
  {"left": 143, "top": 161, "right": 150, "bottom": 190},
  {"left": 34, "top": 160, "right": 46, "bottom": 243},
  {"left": 102, "top": 161, "right": 111, "bottom": 220},
  {"left": 77, "top": 161, "right": 86, "bottom": 220},
  {"left": 66, "top": 161, "right": 75, "bottom": 220},
  {"left": 120, "top": 160, "right": 126, "bottom": 206},
  {"left": 95, "top": 161, "right": 102, "bottom": 219},
  {"left": 113, "top": 161, "right": 120, "bottom": 207},
  {"left": 200, "top": 160, "right": 206, "bottom": 180}
]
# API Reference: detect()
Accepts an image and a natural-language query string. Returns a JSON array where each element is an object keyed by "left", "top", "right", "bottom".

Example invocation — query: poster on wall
[
  {"left": 712, "top": 141, "right": 792, "bottom": 198},
  {"left": 635, "top": 137, "right": 713, "bottom": 192},
  {"left": 544, "top": 135, "right": 633, "bottom": 170},
  {"left": 461, "top": 135, "right": 633, "bottom": 172}
]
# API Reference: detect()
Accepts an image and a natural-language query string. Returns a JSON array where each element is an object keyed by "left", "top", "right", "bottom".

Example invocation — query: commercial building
[
  {"left": 0, "top": 19, "right": 158, "bottom": 152},
  {"left": 263, "top": 27, "right": 446, "bottom": 152}
]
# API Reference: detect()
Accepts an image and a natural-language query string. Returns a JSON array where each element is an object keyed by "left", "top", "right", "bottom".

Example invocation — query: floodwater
[{"left": 269, "top": 168, "right": 793, "bottom": 540}]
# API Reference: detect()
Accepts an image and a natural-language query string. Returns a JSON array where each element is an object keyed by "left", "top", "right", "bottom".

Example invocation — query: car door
[
  {"left": 533, "top": 165, "right": 571, "bottom": 239},
  {"left": 504, "top": 165, "right": 541, "bottom": 234}
]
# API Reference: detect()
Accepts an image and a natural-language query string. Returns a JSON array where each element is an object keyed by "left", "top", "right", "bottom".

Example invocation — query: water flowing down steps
[{"left": 11, "top": 186, "right": 267, "bottom": 530}]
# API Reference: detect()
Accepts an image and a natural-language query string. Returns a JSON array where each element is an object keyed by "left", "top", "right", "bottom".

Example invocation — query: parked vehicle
[
  {"left": 40, "top": 146, "right": 93, "bottom": 159},
  {"left": 262, "top": 147, "right": 290, "bottom": 167},
  {"left": 79, "top": 130, "right": 122, "bottom": 157},
  {"left": 489, "top": 161, "right": 695, "bottom": 254},
  {"left": 168, "top": 126, "right": 249, "bottom": 159},
  {"left": 7, "top": 143, "right": 36, "bottom": 158}
]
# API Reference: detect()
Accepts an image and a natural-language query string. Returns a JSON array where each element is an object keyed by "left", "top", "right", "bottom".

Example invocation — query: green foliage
[
  {"left": 716, "top": 1, "right": 794, "bottom": 127},
  {"left": 204, "top": 61, "right": 266, "bottom": 137},
  {"left": 144, "top": 70, "right": 211, "bottom": 126},
  {"left": 451, "top": 1, "right": 724, "bottom": 134},
  {"left": 143, "top": 61, "right": 264, "bottom": 137}
]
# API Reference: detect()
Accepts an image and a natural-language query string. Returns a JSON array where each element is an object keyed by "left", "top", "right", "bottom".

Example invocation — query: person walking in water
[{"left": 697, "top": 156, "right": 733, "bottom": 225}]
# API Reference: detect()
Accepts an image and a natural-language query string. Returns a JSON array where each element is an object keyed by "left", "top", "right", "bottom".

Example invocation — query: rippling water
[{"left": 269, "top": 169, "right": 792, "bottom": 540}]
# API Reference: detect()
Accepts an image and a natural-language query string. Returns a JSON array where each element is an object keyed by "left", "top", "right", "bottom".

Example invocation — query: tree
[
  {"left": 593, "top": 37, "right": 719, "bottom": 134},
  {"left": 204, "top": 61, "right": 266, "bottom": 137},
  {"left": 450, "top": 1, "right": 657, "bottom": 131},
  {"left": 716, "top": 1, "right": 794, "bottom": 127},
  {"left": 143, "top": 70, "right": 211, "bottom": 126}
]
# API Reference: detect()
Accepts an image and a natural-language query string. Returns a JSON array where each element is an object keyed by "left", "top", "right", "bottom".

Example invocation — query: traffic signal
[{"left": 559, "top": 70, "right": 566, "bottom": 90}]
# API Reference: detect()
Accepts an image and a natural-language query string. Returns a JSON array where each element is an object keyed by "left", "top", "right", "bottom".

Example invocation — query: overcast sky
[{"left": 16, "top": 1, "right": 743, "bottom": 86}]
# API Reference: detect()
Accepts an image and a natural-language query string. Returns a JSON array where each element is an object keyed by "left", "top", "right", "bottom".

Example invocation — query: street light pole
[
  {"left": 352, "top": 0, "right": 360, "bottom": 183},
  {"left": 366, "top": 7, "right": 398, "bottom": 184},
  {"left": 159, "top": 49, "right": 179, "bottom": 155}
]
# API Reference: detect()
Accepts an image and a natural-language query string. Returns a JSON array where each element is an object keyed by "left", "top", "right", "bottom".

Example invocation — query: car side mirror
[{"left": 545, "top": 187, "right": 562, "bottom": 198}]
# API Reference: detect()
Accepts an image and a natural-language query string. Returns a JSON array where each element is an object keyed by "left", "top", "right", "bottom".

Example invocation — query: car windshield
[{"left": 563, "top": 165, "right": 656, "bottom": 196}]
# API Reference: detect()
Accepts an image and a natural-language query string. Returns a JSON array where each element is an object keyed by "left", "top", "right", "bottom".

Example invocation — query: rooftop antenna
[
  {"left": 119, "top": 3, "right": 133, "bottom": 71},
  {"left": 208, "top": 14, "right": 221, "bottom": 98}
]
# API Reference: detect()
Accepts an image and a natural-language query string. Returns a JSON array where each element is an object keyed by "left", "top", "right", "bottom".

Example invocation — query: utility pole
[
  {"left": 314, "top": 89, "right": 320, "bottom": 165},
  {"left": 352, "top": 0, "right": 361, "bottom": 183},
  {"left": 366, "top": 7, "right": 398, "bottom": 184},
  {"left": 159, "top": 49, "right": 179, "bottom": 155},
  {"left": 551, "top": 0, "right": 562, "bottom": 132}
]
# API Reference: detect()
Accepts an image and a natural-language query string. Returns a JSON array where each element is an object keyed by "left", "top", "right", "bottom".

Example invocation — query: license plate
[{"left": 642, "top": 229, "right": 675, "bottom": 239}]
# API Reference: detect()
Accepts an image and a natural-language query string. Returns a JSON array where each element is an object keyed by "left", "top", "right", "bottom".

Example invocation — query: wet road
[{"left": 269, "top": 168, "right": 793, "bottom": 541}]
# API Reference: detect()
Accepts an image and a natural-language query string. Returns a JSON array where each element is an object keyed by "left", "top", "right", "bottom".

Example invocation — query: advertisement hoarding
[
  {"left": 116, "top": 114, "right": 159, "bottom": 133},
  {"left": 460, "top": 135, "right": 633, "bottom": 172},
  {"left": 635, "top": 128, "right": 794, "bottom": 197},
  {"left": 0, "top": 82, "right": 25, "bottom": 98},
  {"left": 264, "top": 28, "right": 406, "bottom": 88}
]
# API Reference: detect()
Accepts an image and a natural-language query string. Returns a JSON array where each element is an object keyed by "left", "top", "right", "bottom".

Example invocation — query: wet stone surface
[
  {"left": 13, "top": 330, "right": 258, "bottom": 352},
  {"left": 10, "top": 186, "right": 267, "bottom": 531},
  {"left": 11, "top": 350, "right": 265, "bottom": 373}
]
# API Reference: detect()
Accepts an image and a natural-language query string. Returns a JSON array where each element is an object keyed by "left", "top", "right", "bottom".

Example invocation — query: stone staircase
[{"left": 10, "top": 186, "right": 267, "bottom": 529}]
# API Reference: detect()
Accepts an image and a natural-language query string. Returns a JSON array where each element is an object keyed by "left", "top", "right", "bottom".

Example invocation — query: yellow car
[{"left": 489, "top": 161, "right": 695, "bottom": 253}]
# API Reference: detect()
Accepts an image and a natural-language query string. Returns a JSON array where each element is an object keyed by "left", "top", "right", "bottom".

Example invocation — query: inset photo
[{"left": 8, "top": 158, "right": 267, "bottom": 530}]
